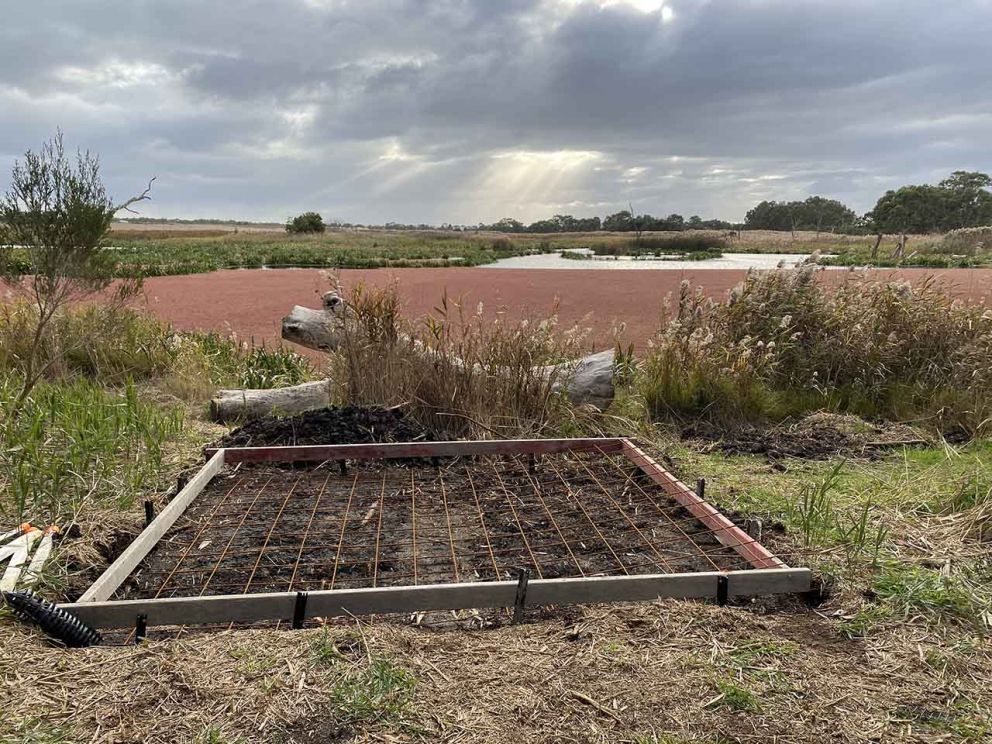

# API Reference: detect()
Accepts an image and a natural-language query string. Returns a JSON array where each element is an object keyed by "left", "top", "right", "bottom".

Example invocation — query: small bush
[
  {"left": 285, "top": 211, "right": 326, "bottom": 234},
  {"left": 0, "top": 303, "right": 174, "bottom": 384}
]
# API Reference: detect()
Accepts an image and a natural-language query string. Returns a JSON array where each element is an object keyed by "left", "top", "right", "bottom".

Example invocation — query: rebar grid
[{"left": 118, "top": 453, "right": 754, "bottom": 601}]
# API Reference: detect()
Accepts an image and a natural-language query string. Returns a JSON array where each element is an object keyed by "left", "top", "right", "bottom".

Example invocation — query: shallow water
[{"left": 485, "top": 251, "right": 824, "bottom": 270}]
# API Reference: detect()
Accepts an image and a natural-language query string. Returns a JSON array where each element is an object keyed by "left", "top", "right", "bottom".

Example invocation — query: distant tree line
[
  {"left": 477, "top": 211, "right": 734, "bottom": 234},
  {"left": 743, "top": 171, "right": 992, "bottom": 236},
  {"left": 868, "top": 171, "right": 992, "bottom": 234},
  {"left": 284, "top": 170, "right": 991, "bottom": 237}
]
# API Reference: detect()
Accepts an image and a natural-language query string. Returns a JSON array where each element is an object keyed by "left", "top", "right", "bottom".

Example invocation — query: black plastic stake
[
  {"left": 292, "top": 591, "right": 308, "bottom": 629},
  {"left": 528, "top": 454, "right": 536, "bottom": 474},
  {"left": 135, "top": 613, "right": 148, "bottom": 644},
  {"left": 338, "top": 460, "right": 347, "bottom": 476},
  {"left": 696, "top": 478, "right": 706, "bottom": 500},
  {"left": 143, "top": 500, "right": 155, "bottom": 527},
  {"left": 512, "top": 568, "right": 530, "bottom": 625},
  {"left": 716, "top": 574, "right": 729, "bottom": 607}
]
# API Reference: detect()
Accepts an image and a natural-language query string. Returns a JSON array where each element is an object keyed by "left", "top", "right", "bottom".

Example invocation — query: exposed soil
[
  {"left": 135, "top": 266, "right": 992, "bottom": 351},
  {"left": 685, "top": 412, "right": 929, "bottom": 461},
  {"left": 118, "top": 455, "right": 750, "bottom": 605},
  {"left": 215, "top": 405, "right": 431, "bottom": 448}
]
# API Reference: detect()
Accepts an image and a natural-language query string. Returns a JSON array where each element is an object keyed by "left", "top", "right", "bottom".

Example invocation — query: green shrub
[{"left": 285, "top": 211, "right": 326, "bottom": 234}]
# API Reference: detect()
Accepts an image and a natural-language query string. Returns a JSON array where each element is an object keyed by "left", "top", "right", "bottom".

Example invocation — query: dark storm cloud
[{"left": 1, "top": 0, "right": 989, "bottom": 223}]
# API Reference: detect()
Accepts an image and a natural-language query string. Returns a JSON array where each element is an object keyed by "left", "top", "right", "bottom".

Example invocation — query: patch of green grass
[
  {"left": 893, "top": 701, "right": 992, "bottom": 741},
  {"left": 785, "top": 461, "right": 888, "bottom": 564},
  {"left": 872, "top": 562, "right": 990, "bottom": 628},
  {"left": 727, "top": 640, "right": 799, "bottom": 667},
  {"left": 8, "top": 720, "right": 74, "bottom": 743},
  {"left": 309, "top": 628, "right": 365, "bottom": 666},
  {"left": 227, "top": 646, "right": 279, "bottom": 677},
  {"left": 195, "top": 726, "right": 243, "bottom": 744},
  {"left": 328, "top": 657, "right": 417, "bottom": 727},
  {"left": 103, "top": 230, "right": 533, "bottom": 275},
  {"left": 709, "top": 679, "right": 761, "bottom": 712},
  {"left": 0, "top": 376, "right": 186, "bottom": 521},
  {"left": 189, "top": 332, "right": 314, "bottom": 389}
]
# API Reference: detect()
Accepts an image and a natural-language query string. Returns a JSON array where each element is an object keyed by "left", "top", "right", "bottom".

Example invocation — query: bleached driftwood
[
  {"left": 209, "top": 379, "right": 332, "bottom": 423},
  {"left": 210, "top": 292, "right": 615, "bottom": 421}
]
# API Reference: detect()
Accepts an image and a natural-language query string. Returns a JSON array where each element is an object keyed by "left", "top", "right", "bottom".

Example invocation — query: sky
[{"left": 1, "top": 0, "right": 990, "bottom": 225}]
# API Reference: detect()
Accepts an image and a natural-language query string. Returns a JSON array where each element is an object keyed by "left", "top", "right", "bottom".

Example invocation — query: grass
[
  {"left": 638, "top": 266, "right": 992, "bottom": 435},
  {"left": 709, "top": 679, "right": 761, "bottom": 712},
  {"left": 0, "top": 376, "right": 185, "bottom": 521},
  {"left": 3, "top": 225, "right": 974, "bottom": 275},
  {"left": 94, "top": 229, "right": 532, "bottom": 275},
  {"left": 328, "top": 656, "right": 417, "bottom": 727},
  {"left": 0, "top": 302, "right": 313, "bottom": 524}
]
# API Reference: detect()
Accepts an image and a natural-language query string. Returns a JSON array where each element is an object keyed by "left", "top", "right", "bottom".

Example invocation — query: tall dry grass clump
[
  {"left": 642, "top": 265, "right": 992, "bottom": 433},
  {"left": 939, "top": 226, "right": 992, "bottom": 256},
  {"left": 328, "top": 284, "right": 587, "bottom": 437}
]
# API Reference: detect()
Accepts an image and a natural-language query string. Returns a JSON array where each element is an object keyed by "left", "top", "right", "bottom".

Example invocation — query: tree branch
[{"left": 115, "top": 177, "right": 156, "bottom": 215}]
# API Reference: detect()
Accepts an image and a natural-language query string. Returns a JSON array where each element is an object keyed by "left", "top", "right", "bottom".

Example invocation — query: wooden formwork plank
[
  {"left": 728, "top": 567, "right": 811, "bottom": 596},
  {"left": 212, "top": 437, "right": 626, "bottom": 465},
  {"left": 61, "top": 569, "right": 811, "bottom": 629},
  {"left": 620, "top": 439, "right": 787, "bottom": 570},
  {"left": 77, "top": 450, "right": 226, "bottom": 603}
]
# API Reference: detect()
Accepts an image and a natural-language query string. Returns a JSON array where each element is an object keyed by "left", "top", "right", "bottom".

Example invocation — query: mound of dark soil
[
  {"left": 685, "top": 412, "right": 928, "bottom": 461},
  {"left": 215, "top": 405, "right": 431, "bottom": 448}
]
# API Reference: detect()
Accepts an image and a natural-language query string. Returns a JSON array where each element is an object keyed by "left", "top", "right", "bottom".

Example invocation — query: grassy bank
[
  {"left": 97, "top": 230, "right": 531, "bottom": 275},
  {"left": 0, "top": 226, "right": 969, "bottom": 275},
  {"left": 0, "top": 303, "right": 314, "bottom": 526}
]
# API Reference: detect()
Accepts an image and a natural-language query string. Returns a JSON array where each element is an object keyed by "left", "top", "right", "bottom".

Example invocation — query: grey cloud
[{"left": 1, "top": 0, "right": 990, "bottom": 223}]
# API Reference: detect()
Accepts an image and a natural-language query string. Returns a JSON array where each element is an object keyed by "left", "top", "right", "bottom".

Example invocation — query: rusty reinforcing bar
[{"left": 61, "top": 438, "right": 810, "bottom": 630}]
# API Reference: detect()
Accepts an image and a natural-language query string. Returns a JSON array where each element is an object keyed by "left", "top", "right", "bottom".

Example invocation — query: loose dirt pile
[
  {"left": 214, "top": 405, "right": 431, "bottom": 448},
  {"left": 687, "top": 412, "right": 929, "bottom": 461}
]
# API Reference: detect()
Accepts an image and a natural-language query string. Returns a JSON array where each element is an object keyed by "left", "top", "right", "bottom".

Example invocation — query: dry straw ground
[{"left": 3, "top": 599, "right": 989, "bottom": 743}]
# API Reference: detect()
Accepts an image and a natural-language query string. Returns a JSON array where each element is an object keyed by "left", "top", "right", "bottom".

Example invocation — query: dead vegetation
[
  {"left": 329, "top": 284, "right": 591, "bottom": 439},
  {"left": 2, "top": 599, "right": 989, "bottom": 743}
]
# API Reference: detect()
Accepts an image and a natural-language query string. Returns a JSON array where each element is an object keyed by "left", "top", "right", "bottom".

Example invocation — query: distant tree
[
  {"left": 286, "top": 211, "right": 326, "bottom": 234},
  {"left": 491, "top": 217, "right": 524, "bottom": 233},
  {"left": 800, "top": 196, "right": 855, "bottom": 234},
  {"left": 0, "top": 131, "right": 152, "bottom": 412},
  {"left": 869, "top": 185, "right": 949, "bottom": 235},
  {"left": 525, "top": 218, "right": 559, "bottom": 233},
  {"left": 744, "top": 201, "right": 797, "bottom": 232},
  {"left": 573, "top": 215, "right": 602, "bottom": 231},
  {"left": 603, "top": 210, "right": 635, "bottom": 232},
  {"left": 938, "top": 171, "right": 992, "bottom": 229},
  {"left": 745, "top": 196, "right": 856, "bottom": 234}
]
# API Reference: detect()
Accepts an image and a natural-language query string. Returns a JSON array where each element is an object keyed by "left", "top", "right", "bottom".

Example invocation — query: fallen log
[
  {"left": 210, "top": 292, "right": 616, "bottom": 421},
  {"left": 209, "top": 379, "right": 332, "bottom": 423}
]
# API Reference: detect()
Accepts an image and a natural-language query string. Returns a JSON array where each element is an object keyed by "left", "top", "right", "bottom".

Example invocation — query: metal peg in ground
[{"left": 512, "top": 568, "right": 531, "bottom": 625}]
